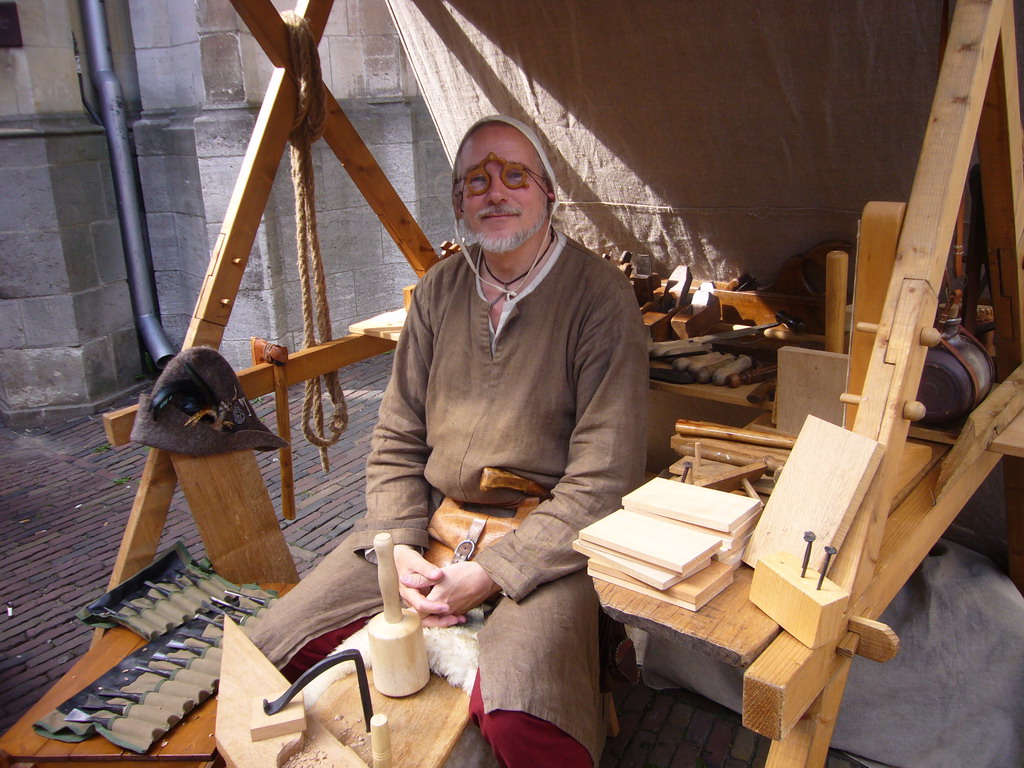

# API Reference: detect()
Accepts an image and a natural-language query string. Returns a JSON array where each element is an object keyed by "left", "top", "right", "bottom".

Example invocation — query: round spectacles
[{"left": 458, "top": 152, "right": 548, "bottom": 196}]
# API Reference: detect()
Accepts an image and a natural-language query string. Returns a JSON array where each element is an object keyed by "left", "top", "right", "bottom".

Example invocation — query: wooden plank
[
  {"left": 105, "top": 449, "right": 176, "bottom": 589},
  {"left": 648, "top": 377, "right": 773, "bottom": 411},
  {"left": 935, "top": 363, "right": 1024, "bottom": 495},
  {"left": 775, "top": 348, "right": 848, "bottom": 434},
  {"left": 990, "top": 408, "right": 1024, "bottom": 456},
  {"left": 743, "top": 416, "right": 884, "bottom": 572},
  {"left": 595, "top": 566, "right": 780, "bottom": 668},
  {"left": 170, "top": 451, "right": 299, "bottom": 584},
  {"left": 621, "top": 477, "right": 762, "bottom": 533},
  {"left": 578, "top": 509, "right": 722, "bottom": 573},
  {"left": 589, "top": 560, "right": 734, "bottom": 612},
  {"left": 103, "top": 334, "right": 394, "bottom": 447},
  {"left": 572, "top": 538, "right": 686, "bottom": 590},
  {"left": 218, "top": 618, "right": 365, "bottom": 768},
  {"left": 845, "top": 202, "right": 905, "bottom": 427},
  {"left": 853, "top": 0, "right": 1006, "bottom": 445},
  {"left": 349, "top": 309, "right": 407, "bottom": 341},
  {"left": 312, "top": 662, "right": 468, "bottom": 768}
]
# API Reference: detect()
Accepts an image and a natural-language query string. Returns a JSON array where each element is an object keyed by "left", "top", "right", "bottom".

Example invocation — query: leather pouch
[{"left": 424, "top": 496, "right": 538, "bottom": 567}]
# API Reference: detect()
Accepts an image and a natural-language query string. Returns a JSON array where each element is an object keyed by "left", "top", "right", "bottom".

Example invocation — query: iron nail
[
  {"left": 800, "top": 531, "right": 816, "bottom": 578},
  {"left": 816, "top": 545, "right": 838, "bottom": 590}
]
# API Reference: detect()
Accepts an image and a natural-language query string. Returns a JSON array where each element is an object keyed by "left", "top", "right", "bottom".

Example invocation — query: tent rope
[{"left": 283, "top": 11, "right": 348, "bottom": 472}]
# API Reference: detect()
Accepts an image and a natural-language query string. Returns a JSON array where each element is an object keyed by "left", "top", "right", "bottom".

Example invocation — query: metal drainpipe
[{"left": 79, "top": 0, "right": 175, "bottom": 369}]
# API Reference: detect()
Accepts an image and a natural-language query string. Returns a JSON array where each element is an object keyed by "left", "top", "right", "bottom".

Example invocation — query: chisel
[
  {"left": 97, "top": 685, "right": 194, "bottom": 714},
  {"left": 72, "top": 694, "right": 178, "bottom": 727},
  {"left": 63, "top": 709, "right": 166, "bottom": 744}
]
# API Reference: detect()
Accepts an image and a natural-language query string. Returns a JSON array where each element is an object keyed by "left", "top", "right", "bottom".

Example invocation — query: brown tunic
[{"left": 249, "top": 234, "right": 648, "bottom": 763}]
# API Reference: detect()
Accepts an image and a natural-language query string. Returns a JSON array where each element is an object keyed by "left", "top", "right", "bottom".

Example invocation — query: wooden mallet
[{"left": 367, "top": 533, "right": 430, "bottom": 697}]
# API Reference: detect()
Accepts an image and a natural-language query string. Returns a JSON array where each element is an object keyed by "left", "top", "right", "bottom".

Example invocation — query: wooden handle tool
[
  {"left": 367, "top": 533, "right": 430, "bottom": 697},
  {"left": 674, "top": 418, "right": 796, "bottom": 449},
  {"left": 371, "top": 713, "right": 392, "bottom": 768},
  {"left": 712, "top": 355, "right": 753, "bottom": 386}
]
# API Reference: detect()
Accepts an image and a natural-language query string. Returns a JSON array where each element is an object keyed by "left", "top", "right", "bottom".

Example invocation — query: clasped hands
[{"left": 392, "top": 544, "right": 501, "bottom": 627}]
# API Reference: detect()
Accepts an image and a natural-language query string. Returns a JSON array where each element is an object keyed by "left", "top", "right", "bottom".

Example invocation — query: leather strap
[{"left": 452, "top": 516, "right": 488, "bottom": 563}]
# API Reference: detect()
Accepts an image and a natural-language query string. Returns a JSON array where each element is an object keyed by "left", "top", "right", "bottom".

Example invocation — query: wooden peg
[
  {"left": 855, "top": 321, "right": 880, "bottom": 334},
  {"left": 902, "top": 400, "right": 927, "bottom": 421},
  {"left": 839, "top": 393, "right": 862, "bottom": 406},
  {"left": 920, "top": 326, "right": 942, "bottom": 347},
  {"left": 825, "top": 250, "right": 849, "bottom": 354},
  {"left": 370, "top": 713, "right": 392, "bottom": 768}
]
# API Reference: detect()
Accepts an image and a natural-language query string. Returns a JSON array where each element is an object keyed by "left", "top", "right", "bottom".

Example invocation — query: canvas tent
[{"left": 386, "top": 1, "right": 990, "bottom": 282}]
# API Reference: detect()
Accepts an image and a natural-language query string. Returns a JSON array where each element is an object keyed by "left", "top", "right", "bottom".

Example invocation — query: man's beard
[{"left": 459, "top": 204, "right": 546, "bottom": 254}]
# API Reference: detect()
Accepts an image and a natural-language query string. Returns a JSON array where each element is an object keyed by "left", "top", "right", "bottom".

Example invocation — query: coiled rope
[{"left": 283, "top": 11, "right": 348, "bottom": 472}]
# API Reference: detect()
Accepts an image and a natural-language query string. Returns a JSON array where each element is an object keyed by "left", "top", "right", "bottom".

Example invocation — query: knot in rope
[{"left": 282, "top": 10, "right": 347, "bottom": 472}]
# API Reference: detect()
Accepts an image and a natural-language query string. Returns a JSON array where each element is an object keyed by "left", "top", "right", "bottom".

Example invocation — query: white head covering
[{"left": 452, "top": 114, "right": 559, "bottom": 215}]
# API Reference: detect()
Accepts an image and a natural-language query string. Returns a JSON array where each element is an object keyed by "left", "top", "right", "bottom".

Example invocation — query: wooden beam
[
  {"left": 105, "top": 449, "right": 177, "bottom": 589},
  {"left": 103, "top": 334, "right": 395, "bottom": 447},
  {"left": 853, "top": 0, "right": 1006, "bottom": 444},
  {"left": 763, "top": 636, "right": 857, "bottom": 768},
  {"left": 977, "top": 0, "right": 1024, "bottom": 378},
  {"left": 185, "top": 65, "right": 296, "bottom": 348},
  {"left": 231, "top": 0, "right": 438, "bottom": 277},
  {"left": 845, "top": 202, "right": 905, "bottom": 427}
]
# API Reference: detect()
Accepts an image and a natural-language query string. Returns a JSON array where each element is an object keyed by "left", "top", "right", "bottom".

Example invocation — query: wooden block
[
  {"left": 588, "top": 560, "right": 734, "bottom": 611},
  {"left": 775, "top": 347, "right": 849, "bottom": 434},
  {"left": 578, "top": 509, "right": 722, "bottom": 573},
  {"left": 218, "top": 619, "right": 364, "bottom": 768},
  {"left": 250, "top": 690, "right": 306, "bottom": 742},
  {"left": 572, "top": 538, "right": 686, "bottom": 589},
  {"left": 742, "top": 416, "right": 884, "bottom": 572},
  {"left": 639, "top": 508, "right": 760, "bottom": 543},
  {"left": 622, "top": 477, "right": 762, "bottom": 533},
  {"left": 748, "top": 552, "right": 849, "bottom": 649}
]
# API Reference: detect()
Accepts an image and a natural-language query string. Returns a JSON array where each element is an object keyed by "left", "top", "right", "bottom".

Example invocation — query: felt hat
[{"left": 131, "top": 346, "right": 287, "bottom": 456}]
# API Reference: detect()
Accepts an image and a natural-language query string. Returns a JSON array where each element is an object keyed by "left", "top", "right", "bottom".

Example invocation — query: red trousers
[{"left": 284, "top": 622, "right": 593, "bottom": 768}]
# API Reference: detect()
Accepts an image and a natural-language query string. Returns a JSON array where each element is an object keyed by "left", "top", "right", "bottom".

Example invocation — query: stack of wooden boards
[{"left": 575, "top": 478, "right": 763, "bottom": 611}]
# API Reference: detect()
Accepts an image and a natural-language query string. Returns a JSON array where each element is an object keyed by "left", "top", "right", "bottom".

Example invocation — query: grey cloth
[
  {"left": 641, "top": 540, "right": 1024, "bottom": 768},
  {"left": 249, "top": 234, "right": 649, "bottom": 764}
]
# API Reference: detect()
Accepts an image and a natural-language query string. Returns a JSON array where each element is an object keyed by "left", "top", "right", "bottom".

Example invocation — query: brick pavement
[{"left": 0, "top": 351, "right": 867, "bottom": 768}]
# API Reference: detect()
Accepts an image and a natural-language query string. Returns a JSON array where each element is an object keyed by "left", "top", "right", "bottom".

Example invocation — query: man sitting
[{"left": 249, "top": 114, "right": 648, "bottom": 767}]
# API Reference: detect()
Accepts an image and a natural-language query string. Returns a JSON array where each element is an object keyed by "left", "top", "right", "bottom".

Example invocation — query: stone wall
[{"left": 0, "top": 0, "right": 450, "bottom": 426}]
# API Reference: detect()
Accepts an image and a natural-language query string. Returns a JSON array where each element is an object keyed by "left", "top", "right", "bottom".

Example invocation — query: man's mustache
[{"left": 476, "top": 204, "right": 522, "bottom": 219}]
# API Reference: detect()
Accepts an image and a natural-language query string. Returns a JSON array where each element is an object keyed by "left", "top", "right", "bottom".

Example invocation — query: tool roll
[{"left": 35, "top": 543, "right": 279, "bottom": 754}]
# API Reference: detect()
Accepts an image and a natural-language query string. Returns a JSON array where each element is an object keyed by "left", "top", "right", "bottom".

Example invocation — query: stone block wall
[{"left": 0, "top": 0, "right": 451, "bottom": 426}]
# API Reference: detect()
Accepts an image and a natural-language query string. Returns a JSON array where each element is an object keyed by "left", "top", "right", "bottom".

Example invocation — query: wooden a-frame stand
[
  {"left": 98, "top": 0, "right": 438, "bottom": 590},
  {"left": 598, "top": 0, "right": 1024, "bottom": 766}
]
